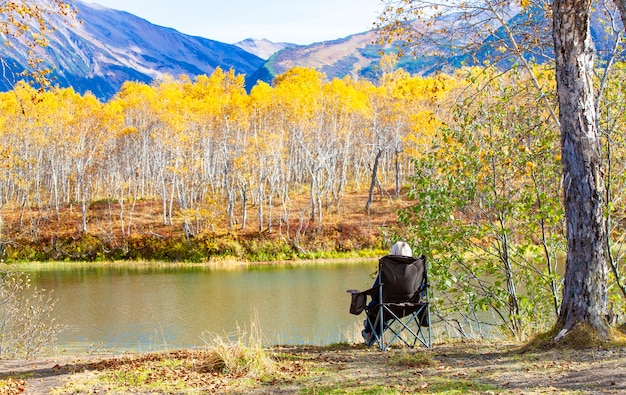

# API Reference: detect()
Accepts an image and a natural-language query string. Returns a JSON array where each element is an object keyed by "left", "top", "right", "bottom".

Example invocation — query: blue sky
[{"left": 88, "top": 0, "right": 384, "bottom": 45}]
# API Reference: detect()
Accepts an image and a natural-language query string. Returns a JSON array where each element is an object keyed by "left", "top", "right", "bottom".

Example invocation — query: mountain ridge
[
  {"left": 0, "top": 2, "right": 621, "bottom": 101},
  {"left": 0, "top": 0, "right": 265, "bottom": 100}
]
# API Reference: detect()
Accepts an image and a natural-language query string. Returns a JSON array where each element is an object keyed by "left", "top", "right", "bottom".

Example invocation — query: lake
[{"left": 23, "top": 261, "right": 376, "bottom": 353}]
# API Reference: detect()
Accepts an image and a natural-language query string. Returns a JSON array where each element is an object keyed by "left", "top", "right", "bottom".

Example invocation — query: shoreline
[{"left": 11, "top": 255, "right": 379, "bottom": 271}]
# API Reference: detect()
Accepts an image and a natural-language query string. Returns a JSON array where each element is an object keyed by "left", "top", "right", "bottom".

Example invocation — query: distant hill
[
  {"left": 439, "top": 4, "right": 622, "bottom": 73},
  {"left": 247, "top": 5, "right": 624, "bottom": 87},
  {"left": 245, "top": 32, "right": 384, "bottom": 88},
  {"left": 0, "top": 0, "right": 265, "bottom": 100},
  {"left": 244, "top": 11, "right": 506, "bottom": 87},
  {"left": 233, "top": 38, "right": 293, "bottom": 60}
]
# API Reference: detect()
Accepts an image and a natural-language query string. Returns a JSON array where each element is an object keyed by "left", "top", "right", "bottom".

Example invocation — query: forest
[
  {"left": 0, "top": 63, "right": 453, "bottom": 261},
  {"left": 1, "top": 57, "right": 626, "bottom": 338}
]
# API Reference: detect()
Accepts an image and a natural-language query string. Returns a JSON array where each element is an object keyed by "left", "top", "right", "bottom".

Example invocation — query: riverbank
[
  {"left": 13, "top": 254, "right": 381, "bottom": 272},
  {"left": 0, "top": 192, "right": 402, "bottom": 264},
  {"left": 2, "top": 340, "right": 626, "bottom": 394}
]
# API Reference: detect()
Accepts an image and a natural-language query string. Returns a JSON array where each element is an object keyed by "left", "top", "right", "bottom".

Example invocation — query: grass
[
  {"left": 5, "top": 297, "right": 626, "bottom": 394},
  {"left": 389, "top": 350, "right": 434, "bottom": 368},
  {"left": 0, "top": 379, "right": 28, "bottom": 395},
  {"left": 7, "top": 337, "right": 626, "bottom": 394},
  {"left": 59, "top": 313, "right": 282, "bottom": 393}
]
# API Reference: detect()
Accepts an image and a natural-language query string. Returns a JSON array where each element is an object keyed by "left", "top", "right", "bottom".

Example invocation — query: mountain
[
  {"left": 233, "top": 38, "right": 293, "bottom": 60},
  {"left": 245, "top": 32, "right": 383, "bottom": 88},
  {"left": 440, "top": 4, "right": 622, "bottom": 73},
  {"left": 244, "top": 11, "right": 513, "bottom": 87},
  {"left": 247, "top": 5, "right": 624, "bottom": 87},
  {"left": 0, "top": 1, "right": 265, "bottom": 100}
]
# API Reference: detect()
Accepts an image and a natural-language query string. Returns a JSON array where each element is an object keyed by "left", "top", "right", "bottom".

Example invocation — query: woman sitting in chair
[{"left": 361, "top": 240, "right": 413, "bottom": 346}]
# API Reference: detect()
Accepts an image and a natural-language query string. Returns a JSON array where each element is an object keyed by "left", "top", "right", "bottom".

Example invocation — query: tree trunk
[
  {"left": 310, "top": 176, "right": 316, "bottom": 221},
  {"left": 257, "top": 183, "right": 263, "bottom": 232},
  {"left": 394, "top": 149, "right": 401, "bottom": 198},
  {"left": 81, "top": 196, "right": 88, "bottom": 233},
  {"left": 552, "top": 0, "right": 610, "bottom": 340},
  {"left": 241, "top": 185, "right": 248, "bottom": 230},
  {"left": 366, "top": 148, "right": 383, "bottom": 213}
]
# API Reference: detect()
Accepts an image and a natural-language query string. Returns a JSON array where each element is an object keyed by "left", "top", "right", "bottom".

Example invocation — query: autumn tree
[
  {"left": 600, "top": 63, "right": 626, "bottom": 314},
  {"left": 552, "top": 0, "right": 610, "bottom": 340},
  {"left": 273, "top": 67, "right": 328, "bottom": 225},
  {"left": 378, "top": 0, "right": 622, "bottom": 340},
  {"left": 366, "top": 67, "right": 456, "bottom": 212},
  {"left": 113, "top": 80, "right": 166, "bottom": 232},
  {"left": 202, "top": 69, "right": 250, "bottom": 231},
  {"left": 401, "top": 67, "right": 564, "bottom": 339},
  {"left": 0, "top": 0, "right": 75, "bottom": 357},
  {"left": 364, "top": 69, "right": 404, "bottom": 213},
  {"left": 0, "top": 0, "right": 76, "bottom": 89},
  {"left": 320, "top": 77, "right": 369, "bottom": 214},
  {"left": 248, "top": 82, "right": 289, "bottom": 232}
]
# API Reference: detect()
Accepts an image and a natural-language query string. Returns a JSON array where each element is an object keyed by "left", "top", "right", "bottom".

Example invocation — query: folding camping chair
[{"left": 348, "top": 254, "right": 431, "bottom": 350}]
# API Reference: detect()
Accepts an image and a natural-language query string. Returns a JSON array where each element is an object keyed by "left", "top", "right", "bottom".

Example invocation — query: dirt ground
[{"left": 1, "top": 341, "right": 625, "bottom": 394}]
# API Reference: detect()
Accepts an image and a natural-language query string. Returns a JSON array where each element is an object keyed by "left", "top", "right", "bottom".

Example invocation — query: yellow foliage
[
  {"left": 0, "top": 60, "right": 551, "bottom": 242},
  {"left": 0, "top": 1, "right": 77, "bottom": 89}
]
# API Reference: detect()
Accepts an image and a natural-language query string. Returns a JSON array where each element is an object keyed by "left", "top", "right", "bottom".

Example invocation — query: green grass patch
[
  {"left": 300, "top": 384, "right": 400, "bottom": 395},
  {"left": 423, "top": 376, "right": 501, "bottom": 394},
  {"left": 389, "top": 350, "right": 434, "bottom": 368}
]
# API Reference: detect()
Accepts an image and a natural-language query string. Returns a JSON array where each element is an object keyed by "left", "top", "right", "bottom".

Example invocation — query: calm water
[{"left": 24, "top": 262, "right": 376, "bottom": 353}]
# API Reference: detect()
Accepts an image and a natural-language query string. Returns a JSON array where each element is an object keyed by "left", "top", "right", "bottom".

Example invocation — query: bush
[
  {"left": 0, "top": 268, "right": 62, "bottom": 358},
  {"left": 199, "top": 312, "right": 275, "bottom": 377}
]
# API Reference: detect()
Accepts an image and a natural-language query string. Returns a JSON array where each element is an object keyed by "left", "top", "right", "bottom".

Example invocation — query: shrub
[
  {"left": 199, "top": 312, "right": 275, "bottom": 377},
  {"left": 0, "top": 268, "right": 62, "bottom": 358}
]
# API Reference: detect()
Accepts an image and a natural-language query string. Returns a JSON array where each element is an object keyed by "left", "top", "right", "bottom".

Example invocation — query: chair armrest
[{"left": 346, "top": 285, "right": 381, "bottom": 315}]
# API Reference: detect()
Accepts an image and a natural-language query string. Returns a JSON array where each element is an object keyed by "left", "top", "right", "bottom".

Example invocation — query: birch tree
[{"left": 552, "top": 0, "right": 610, "bottom": 340}]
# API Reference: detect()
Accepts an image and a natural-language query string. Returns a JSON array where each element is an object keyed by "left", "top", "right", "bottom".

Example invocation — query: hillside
[
  {"left": 0, "top": 0, "right": 264, "bottom": 101},
  {"left": 245, "top": 32, "right": 381, "bottom": 87}
]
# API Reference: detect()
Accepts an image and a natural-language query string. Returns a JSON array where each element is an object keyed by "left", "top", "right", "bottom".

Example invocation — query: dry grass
[
  {"left": 4, "top": 339, "right": 626, "bottom": 394},
  {"left": 2, "top": 190, "right": 403, "bottom": 242},
  {"left": 198, "top": 312, "right": 276, "bottom": 378},
  {"left": 522, "top": 322, "right": 626, "bottom": 354},
  {"left": 1, "top": 190, "right": 408, "bottom": 261}
]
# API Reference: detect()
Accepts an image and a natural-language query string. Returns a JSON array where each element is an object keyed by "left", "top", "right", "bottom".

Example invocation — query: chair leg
[
  {"left": 380, "top": 306, "right": 432, "bottom": 350},
  {"left": 366, "top": 305, "right": 431, "bottom": 350}
]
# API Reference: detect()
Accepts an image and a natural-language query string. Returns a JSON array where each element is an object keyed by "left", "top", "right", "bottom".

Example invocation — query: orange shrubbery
[{"left": 1, "top": 191, "right": 404, "bottom": 262}]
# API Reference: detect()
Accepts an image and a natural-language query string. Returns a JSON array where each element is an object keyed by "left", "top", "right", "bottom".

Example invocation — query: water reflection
[{"left": 25, "top": 262, "right": 375, "bottom": 353}]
